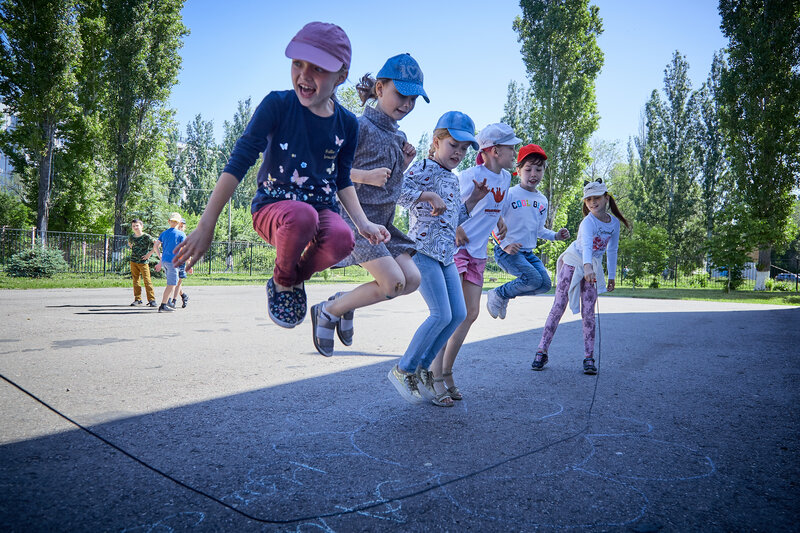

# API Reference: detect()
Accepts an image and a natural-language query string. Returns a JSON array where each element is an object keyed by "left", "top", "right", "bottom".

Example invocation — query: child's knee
[
  {"left": 540, "top": 277, "right": 552, "bottom": 293},
  {"left": 379, "top": 276, "right": 406, "bottom": 299},
  {"left": 403, "top": 270, "right": 421, "bottom": 293}
]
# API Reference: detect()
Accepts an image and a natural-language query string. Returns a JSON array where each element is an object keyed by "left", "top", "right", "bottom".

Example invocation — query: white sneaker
[{"left": 486, "top": 288, "right": 507, "bottom": 319}]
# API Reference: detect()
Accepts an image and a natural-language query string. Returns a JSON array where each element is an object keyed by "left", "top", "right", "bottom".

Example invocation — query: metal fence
[{"left": 1, "top": 227, "right": 798, "bottom": 291}]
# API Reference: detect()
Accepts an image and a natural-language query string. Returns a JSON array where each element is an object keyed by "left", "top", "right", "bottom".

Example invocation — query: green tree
[
  {"left": 0, "top": 189, "right": 33, "bottom": 227},
  {"left": 104, "top": 0, "right": 187, "bottom": 238},
  {"left": 164, "top": 124, "right": 187, "bottom": 206},
  {"left": 618, "top": 225, "right": 669, "bottom": 289},
  {"left": 513, "top": 0, "right": 604, "bottom": 228},
  {"left": 183, "top": 114, "right": 216, "bottom": 214},
  {"left": 501, "top": 80, "right": 533, "bottom": 145},
  {"left": 718, "top": 0, "right": 800, "bottom": 285},
  {"left": 690, "top": 52, "right": 728, "bottom": 243},
  {"left": 0, "top": 0, "right": 81, "bottom": 235},
  {"left": 220, "top": 98, "right": 259, "bottom": 209}
]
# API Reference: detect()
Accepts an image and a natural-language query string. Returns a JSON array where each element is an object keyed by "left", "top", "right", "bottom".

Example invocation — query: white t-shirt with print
[
  {"left": 564, "top": 213, "right": 620, "bottom": 279},
  {"left": 496, "top": 185, "right": 555, "bottom": 251},
  {"left": 457, "top": 165, "right": 511, "bottom": 259}
]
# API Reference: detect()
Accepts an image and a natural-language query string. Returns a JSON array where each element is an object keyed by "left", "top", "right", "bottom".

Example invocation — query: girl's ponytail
[
  {"left": 608, "top": 195, "right": 631, "bottom": 230},
  {"left": 356, "top": 74, "right": 378, "bottom": 105}
]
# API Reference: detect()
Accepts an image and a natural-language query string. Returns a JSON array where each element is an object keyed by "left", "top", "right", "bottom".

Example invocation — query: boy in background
[
  {"left": 151, "top": 212, "right": 185, "bottom": 313},
  {"left": 128, "top": 219, "right": 157, "bottom": 307}
]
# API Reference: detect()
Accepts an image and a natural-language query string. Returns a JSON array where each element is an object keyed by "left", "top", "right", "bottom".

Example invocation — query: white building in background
[{"left": 0, "top": 108, "right": 19, "bottom": 192}]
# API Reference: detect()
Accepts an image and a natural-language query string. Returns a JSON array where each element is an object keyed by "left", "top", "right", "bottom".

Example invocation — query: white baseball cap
[{"left": 476, "top": 123, "right": 523, "bottom": 150}]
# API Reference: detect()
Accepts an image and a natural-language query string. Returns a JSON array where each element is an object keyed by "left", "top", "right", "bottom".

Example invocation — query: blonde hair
[
  {"left": 428, "top": 128, "right": 452, "bottom": 158},
  {"left": 582, "top": 193, "right": 631, "bottom": 230},
  {"left": 355, "top": 74, "right": 391, "bottom": 105}
]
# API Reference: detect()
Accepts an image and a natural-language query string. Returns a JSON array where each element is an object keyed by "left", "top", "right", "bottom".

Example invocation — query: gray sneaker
[
  {"left": 328, "top": 292, "right": 354, "bottom": 346},
  {"left": 415, "top": 367, "right": 436, "bottom": 401},
  {"left": 388, "top": 365, "right": 423, "bottom": 404},
  {"left": 486, "top": 288, "right": 507, "bottom": 319},
  {"left": 158, "top": 303, "right": 174, "bottom": 313},
  {"left": 311, "top": 302, "right": 338, "bottom": 357},
  {"left": 130, "top": 299, "right": 143, "bottom": 306}
]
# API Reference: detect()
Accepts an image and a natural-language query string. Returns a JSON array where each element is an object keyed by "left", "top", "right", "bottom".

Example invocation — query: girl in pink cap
[
  {"left": 533, "top": 178, "right": 630, "bottom": 374},
  {"left": 173, "top": 22, "right": 389, "bottom": 329}
]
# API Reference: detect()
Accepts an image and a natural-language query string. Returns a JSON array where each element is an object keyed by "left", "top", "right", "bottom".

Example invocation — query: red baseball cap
[{"left": 517, "top": 144, "right": 547, "bottom": 164}]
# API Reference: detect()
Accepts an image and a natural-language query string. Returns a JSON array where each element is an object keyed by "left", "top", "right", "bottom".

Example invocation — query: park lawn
[{"left": 1, "top": 272, "right": 798, "bottom": 306}]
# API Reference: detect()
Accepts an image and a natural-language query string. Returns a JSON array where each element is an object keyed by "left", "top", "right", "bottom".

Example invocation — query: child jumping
[
  {"left": 533, "top": 178, "right": 630, "bottom": 374},
  {"left": 486, "top": 144, "right": 570, "bottom": 319},
  {"left": 171, "top": 22, "right": 388, "bottom": 328},
  {"left": 434, "top": 123, "right": 520, "bottom": 400},
  {"left": 391, "top": 111, "right": 489, "bottom": 406},
  {"left": 310, "top": 53, "right": 427, "bottom": 357}
]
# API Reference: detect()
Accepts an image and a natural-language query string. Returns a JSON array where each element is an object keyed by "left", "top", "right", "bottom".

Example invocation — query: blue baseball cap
[
  {"left": 435, "top": 111, "right": 479, "bottom": 150},
  {"left": 376, "top": 53, "right": 429, "bottom": 103}
]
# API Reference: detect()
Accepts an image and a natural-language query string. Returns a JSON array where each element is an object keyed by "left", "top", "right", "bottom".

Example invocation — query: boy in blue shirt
[{"left": 151, "top": 212, "right": 186, "bottom": 313}]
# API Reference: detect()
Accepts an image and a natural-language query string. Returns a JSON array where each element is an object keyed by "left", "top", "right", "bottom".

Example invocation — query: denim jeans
[
  {"left": 398, "top": 253, "right": 466, "bottom": 373},
  {"left": 494, "top": 248, "right": 551, "bottom": 300}
]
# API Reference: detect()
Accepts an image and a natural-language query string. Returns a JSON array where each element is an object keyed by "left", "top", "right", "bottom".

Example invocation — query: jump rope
[{"left": 1, "top": 287, "right": 603, "bottom": 525}]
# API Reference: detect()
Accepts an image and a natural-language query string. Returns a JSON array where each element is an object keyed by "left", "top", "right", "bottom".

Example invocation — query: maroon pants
[{"left": 252, "top": 201, "right": 355, "bottom": 287}]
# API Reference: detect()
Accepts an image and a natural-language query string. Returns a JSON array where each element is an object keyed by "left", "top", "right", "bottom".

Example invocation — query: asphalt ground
[{"left": 1, "top": 285, "right": 798, "bottom": 532}]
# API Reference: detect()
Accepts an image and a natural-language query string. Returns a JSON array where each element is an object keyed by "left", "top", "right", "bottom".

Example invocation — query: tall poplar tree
[
  {"left": 104, "top": 0, "right": 187, "bottom": 238},
  {"left": 0, "top": 0, "right": 80, "bottom": 235},
  {"left": 690, "top": 52, "right": 728, "bottom": 242},
  {"left": 718, "top": 0, "right": 800, "bottom": 282},
  {"left": 635, "top": 52, "right": 702, "bottom": 258},
  {"left": 513, "top": 0, "right": 604, "bottom": 228}
]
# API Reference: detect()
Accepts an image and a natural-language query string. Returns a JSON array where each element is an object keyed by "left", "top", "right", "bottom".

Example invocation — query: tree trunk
[
  {"left": 754, "top": 247, "right": 771, "bottom": 291},
  {"left": 113, "top": 164, "right": 132, "bottom": 243},
  {"left": 36, "top": 124, "right": 56, "bottom": 242}
]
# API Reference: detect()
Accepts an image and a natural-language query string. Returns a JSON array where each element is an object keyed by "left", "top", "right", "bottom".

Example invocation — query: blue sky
[{"left": 169, "top": 0, "right": 728, "bottom": 151}]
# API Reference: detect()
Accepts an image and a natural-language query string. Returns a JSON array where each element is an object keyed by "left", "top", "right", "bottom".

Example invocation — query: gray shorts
[{"left": 336, "top": 202, "right": 415, "bottom": 267}]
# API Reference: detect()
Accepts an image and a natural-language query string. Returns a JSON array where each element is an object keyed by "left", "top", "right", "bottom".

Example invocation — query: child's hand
[
  {"left": 173, "top": 224, "right": 213, "bottom": 269},
  {"left": 495, "top": 217, "right": 508, "bottom": 241},
  {"left": 503, "top": 243, "right": 522, "bottom": 255},
  {"left": 154, "top": 261, "right": 162, "bottom": 273},
  {"left": 426, "top": 192, "right": 446, "bottom": 216},
  {"left": 583, "top": 263, "right": 596, "bottom": 284},
  {"left": 455, "top": 226, "right": 468, "bottom": 247},
  {"left": 359, "top": 221, "right": 391, "bottom": 245},
  {"left": 468, "top": 178, "right": 490, "bottom": 202},
  {"left": 365, "top": 167, "right": 391, "bottom": 187},
  {"left": 401, "top": 141, "right": 416, "bottom": 169},
  {"left": 607, "top": 279, "right": 615, "bottom": 292},
  {"left": 557, "top": 228, "right": 570, "bottom": 240}
]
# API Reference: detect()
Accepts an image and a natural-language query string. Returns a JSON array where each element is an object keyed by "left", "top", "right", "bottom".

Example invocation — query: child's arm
[
  {"left": 173, "top": 173, "right": 238, "bottom": 268},
  {"left": 337, "top": 186, "right": 390, "bottom": 244},
  {"left": 351, "top": 168, "right": 391, "bottom": 187}
]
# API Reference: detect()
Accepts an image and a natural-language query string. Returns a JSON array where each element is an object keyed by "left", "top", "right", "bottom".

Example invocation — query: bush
[
  {"left": 6, "top": 246, "right": 69, "bottom": 278},
  {"left": 649, "top": 278, "right": 660, "bottom": 289},
  {"left": 689, "top": 272, "right": 710, "bottom": 288}
]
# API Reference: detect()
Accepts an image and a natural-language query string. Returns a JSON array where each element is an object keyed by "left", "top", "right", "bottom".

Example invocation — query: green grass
[{"left": 2, "top": 271, "right": 798, "bottom": 306}]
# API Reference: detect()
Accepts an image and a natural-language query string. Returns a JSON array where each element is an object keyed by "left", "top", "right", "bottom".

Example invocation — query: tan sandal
[
  {"left": 431, "top": 377, "right": 454, "bottom": 407},
  {"left": 442, "top": 371, "right": 462, "bottom": 400}
]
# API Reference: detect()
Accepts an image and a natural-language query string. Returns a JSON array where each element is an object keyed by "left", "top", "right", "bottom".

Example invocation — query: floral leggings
[{"left": 537, "top": 262, "right": 598, "bottom": 357}]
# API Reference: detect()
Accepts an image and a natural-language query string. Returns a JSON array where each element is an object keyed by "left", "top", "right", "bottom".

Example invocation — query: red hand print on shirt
[{"left": 490, "top": 187, "right": 506, "bottom": 203}]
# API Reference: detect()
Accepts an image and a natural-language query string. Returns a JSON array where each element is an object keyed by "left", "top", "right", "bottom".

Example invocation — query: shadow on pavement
[{"left": 2, "top": 306, "right": 799, "bottom": 531}]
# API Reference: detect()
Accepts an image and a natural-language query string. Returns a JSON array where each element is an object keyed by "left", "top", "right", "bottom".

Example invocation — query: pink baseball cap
[{"left": 285, "top": 22, "right": 351, "bottom": 72}]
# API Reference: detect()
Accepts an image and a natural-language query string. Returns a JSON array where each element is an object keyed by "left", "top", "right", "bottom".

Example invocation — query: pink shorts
[{"left": 454, "top": 249, "right": 487, "bottom": 286}]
